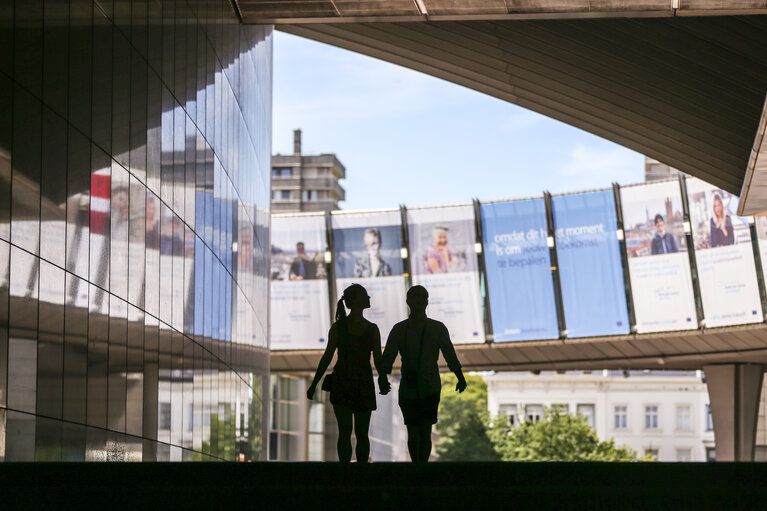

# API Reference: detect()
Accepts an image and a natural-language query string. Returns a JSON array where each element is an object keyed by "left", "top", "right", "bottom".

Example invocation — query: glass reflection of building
[{"left": 0, "top": 0, "right": 271, "bottom": 461}]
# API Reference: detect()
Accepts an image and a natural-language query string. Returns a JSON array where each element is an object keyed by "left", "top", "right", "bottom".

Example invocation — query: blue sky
[{"left": 272, "top": 31, "right": 645, "bottom": 211}]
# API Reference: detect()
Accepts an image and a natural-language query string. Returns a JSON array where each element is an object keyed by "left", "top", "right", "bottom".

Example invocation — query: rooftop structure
[{"left": 271, "top": 130, "right": 346, "bottom": 213}]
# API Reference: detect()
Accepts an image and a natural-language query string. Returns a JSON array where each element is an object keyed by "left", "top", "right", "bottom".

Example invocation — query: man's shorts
[{"left": 399, "top": 393, "right": 441, "bottom": 426}]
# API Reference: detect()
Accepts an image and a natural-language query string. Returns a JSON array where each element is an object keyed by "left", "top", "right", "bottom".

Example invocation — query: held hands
[
  {"left": 378, "top": 375, "right": 391, "bottom": 395},
  {"left": 455, "top": 375, "right": 467, "bottom": 393}
]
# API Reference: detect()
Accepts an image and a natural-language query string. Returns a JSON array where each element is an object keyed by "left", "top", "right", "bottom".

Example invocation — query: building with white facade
[
  {"left": 486, "top": 370, "right": 715, "bottom": 462},
  {"left": 268, "top": 374, "right": 407, "bottom": 462}
]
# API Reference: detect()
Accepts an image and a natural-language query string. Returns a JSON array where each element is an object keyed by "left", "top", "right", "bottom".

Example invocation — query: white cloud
[
  {"left": 499, "top": 109, "right": 548, "bottom": 134},
  {"left": 559, "top": 143, "right": 643, "bottom": 183}
]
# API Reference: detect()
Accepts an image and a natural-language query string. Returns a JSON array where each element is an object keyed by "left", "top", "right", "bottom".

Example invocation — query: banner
[
  {"left": 552, "top": 190, "right": 629, "bottom": 337},
  {"left": 686, "top": 178, "right": 762, "bottom": 327},
  {"left": 407, "top": 205, "right": 485, "bottom": 344},
  {"left": 755, "top": 216, "right": 767, "bottom": 275},
  {"left": 270, "top": 214, "right": 331, "bottom": 350},
  {"left": 620, "top": 181, "right": 697, "bottom": 332},
  {"left": 480, "top": 199, "right": 558, "bottom": 342},
  {"left": 332, "top": 210, "right": 407, "bottom": 339}
]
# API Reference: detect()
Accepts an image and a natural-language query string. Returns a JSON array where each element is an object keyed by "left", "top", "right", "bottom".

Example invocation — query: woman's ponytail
[{"left": 335, "top": 297, "right": 347, "bottom": 322}]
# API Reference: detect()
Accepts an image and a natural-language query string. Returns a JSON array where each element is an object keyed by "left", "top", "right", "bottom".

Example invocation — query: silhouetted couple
[{"left": 307, "top": 284, "right": 467, "bottom": 463}]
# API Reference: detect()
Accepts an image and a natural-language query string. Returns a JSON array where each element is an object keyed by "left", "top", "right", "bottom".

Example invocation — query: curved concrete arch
[{"left": 274, "top": 16, "right": 767, "bottom": 195}]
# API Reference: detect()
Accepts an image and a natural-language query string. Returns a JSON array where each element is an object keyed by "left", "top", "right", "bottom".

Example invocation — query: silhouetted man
[
  {"left": 289, "top": 241, "right": 317, "bottom": 280},
  {"left": 380, "top": 285, "right": 467, "bottom": 463}
]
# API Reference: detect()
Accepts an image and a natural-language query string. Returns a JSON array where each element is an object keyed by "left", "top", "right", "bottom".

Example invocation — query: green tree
[
  {"left": 436, "top": 373, "right": 489, "bottom": 439},
  {"left": 435, "top": 373, "right": 500, "bottom": 461},
  {"left": 436, "top": 410, "right": 501, "bottom": 461},
  {"left": 489, "top": 408, "right": 638, "bottom": 462}
]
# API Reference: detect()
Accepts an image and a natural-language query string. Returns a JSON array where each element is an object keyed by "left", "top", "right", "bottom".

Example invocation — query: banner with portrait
[
  {"left": 754, "top": 216, "right": 767, "bottom": 277},
  {"left": 620, "top": 181, "right": 697, "bottom": 332},
  {"left": 686, "top": 177, "right": 762, "bottom": 327},
  {"left": 552, "top": 190, "right": 629, "bottom": 337},
  {"left": 407, "top": 205, "right": 485, "bottom": 344},
  {"left": 480, "top": 199, "right": 558, "bottom": 342},
  {"left": 270, "top": 214, "right": 331, "bottom": 350},
  {"left": 332, "top": 210, "right": 407, "bottom": 339}
]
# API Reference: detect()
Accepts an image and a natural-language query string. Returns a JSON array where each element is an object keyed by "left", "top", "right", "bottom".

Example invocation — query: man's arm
[{"left": 438, "top": 323, "right": 467, "bottom": 392}]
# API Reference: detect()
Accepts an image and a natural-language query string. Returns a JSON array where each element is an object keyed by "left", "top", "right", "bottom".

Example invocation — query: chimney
[{"left": 293, "top": 129, "right": 301, "bottom": 155}]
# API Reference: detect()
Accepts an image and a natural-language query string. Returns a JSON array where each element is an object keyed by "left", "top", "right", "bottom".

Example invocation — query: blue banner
[
  {"left": 553, "top": 190, "right": 629, "bottom": 337},
  {"left": 481, "top": 199, "right": 559, "bottom": 341}
]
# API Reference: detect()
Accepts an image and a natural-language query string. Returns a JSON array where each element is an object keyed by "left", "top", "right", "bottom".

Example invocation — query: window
[
  {"left": 551, "top": 403, "right": 569, "bottom": 414},
  {"left": 614, "top": 406, "right": 628, "bottom": 430},
  {"left": 159, "top": 403, "right": 171, "bottom": 430},
  {"left": 499, "top": 404, "right": 517, "bottom": 427},
  {"left": 676, "top": 405, "right": 692, "bottom": 432},
  {"left": 272, "top": 167, "right": 292, "bottom": 177},
  {"left": 280, "top": 190, "right": 290, "bottom": 200},
  {"left": 645, "top": 448, "right": 659, "bottom": 461},
  {"left": 676, "top": 448, "right": 692, "bottom": 462},
  {"left": 706, "top": 447, "right": 716, "bottom": 462},
  {"left": 705, "top": 404, "right": 714, "bottom": 431},
  {"left": 302, "top": 190, "right": 315, "bottom": 201},
  {"left": 644, "top": 405, "right": 659, "bottom": 430},
  {"left": 577, "top": 404, "right": 595, "bottom": 429},
  {"left": 526, "top": 404, "right": 543, "bottom": 423}
]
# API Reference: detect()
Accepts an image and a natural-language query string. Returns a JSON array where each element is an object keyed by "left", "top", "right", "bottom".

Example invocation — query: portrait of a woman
[
  {"left": 354, "top": 228, "right": 392, "bottom": 278},
  {"left": 425, "top": 226, "right": 461, "bottom": 274},
  {"left": 709, "top": 193, "right": 734, "bottom": 247}
]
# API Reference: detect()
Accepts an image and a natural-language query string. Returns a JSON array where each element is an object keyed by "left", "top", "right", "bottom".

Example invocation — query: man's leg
[
  {"left": 353, "top": 411, "right": 372, "bottom": 462},
  {"left": 333, "top": 404, "right": 353, "bottom": 462}
]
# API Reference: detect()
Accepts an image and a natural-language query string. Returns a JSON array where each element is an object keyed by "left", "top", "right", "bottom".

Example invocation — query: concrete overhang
[
  {"left": 738, "top": 93, "right": 767, "bottom": 215},
  {"left": 235, "top": 1, "right": 767, "bottom": 24},
  {"left": 259, "top": 15, "right": 767, "bottom": 211},
  {"left": 271, "top": 323, "right": 767, "bottom": 373}
]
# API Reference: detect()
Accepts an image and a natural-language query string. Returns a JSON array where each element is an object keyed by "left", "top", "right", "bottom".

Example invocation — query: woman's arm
[
  {"left": 371, "top": 325, "right": 391, "bottom": 395},
  {"left": 307, "top": 324, "right": 338, "bottom": 399}
]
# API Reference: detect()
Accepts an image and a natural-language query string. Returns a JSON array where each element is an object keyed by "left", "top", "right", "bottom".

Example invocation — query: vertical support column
[
  {"left": 748, "top": 218, "right": 767, "bottom": 319},
  {"left": 704, "top": 363, "right": 764, "bottom": 461},
  {"left": 324, "top": 211, "right": 337, "bottom": 323},
  {"left": 473, "top": 198, "right": 493, "bottom": 342},
  {"left": 612, "top": 183, "right": 636, "bottom": 332},
  {"left": 399, "top": 205, "right": 412, "bottom": 290},
  {"left": 543, "top": 192, "right": 567, "bottom": 339},
  {"left": 679, "top": 175, "right": 705, "bottom": 327}
]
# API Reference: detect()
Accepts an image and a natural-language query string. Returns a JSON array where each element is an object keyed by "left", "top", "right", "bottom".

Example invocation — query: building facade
[
  {"left": 268, "top": 373, "right": 406, "bottom": 462},
  {"left": 645, "top": 157, "right": 683, "bottom": 182},
  {"left": 486, "top": 371, "right": 715, "bottom": 462},
  {"left": 271, "top": 130, "right": 346, "bottom": 213},
  {"left": 0, "top": 0, "right": 271, "bottom": 461}
]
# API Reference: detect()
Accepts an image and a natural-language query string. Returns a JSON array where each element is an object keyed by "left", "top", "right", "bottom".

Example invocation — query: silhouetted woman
[{"left": 307, "top": 284, "right": 391, "bottom": 462}]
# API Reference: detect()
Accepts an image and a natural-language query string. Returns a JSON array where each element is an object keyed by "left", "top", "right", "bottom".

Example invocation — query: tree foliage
[
  {"left": 436, "top": 373, "right": 490, "bottom": 439},
  {"left": 488, "top": 408, "right": 639, "bottom": 462},
  {"left": 435, "top": 374, "right": 638, "bottom": 462},
  {"left": 436, "top": 374, "right": 500, "bottom": 461}
]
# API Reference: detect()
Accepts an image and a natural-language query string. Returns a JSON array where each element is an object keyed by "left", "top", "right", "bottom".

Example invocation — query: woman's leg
[
  {"left": 333, "top": 404, "right": 353, "bottom": 462},
  {"left": 406, "top": 424, "right": 420, "bottom": 462},
  {"left": 353, "top": 410, "right": 372, "bottom": 463}
]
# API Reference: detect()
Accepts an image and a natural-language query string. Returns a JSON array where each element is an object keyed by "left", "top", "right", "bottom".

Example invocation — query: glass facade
[{"left": 0, "top": 0, "right": 272, "bottom": 461}]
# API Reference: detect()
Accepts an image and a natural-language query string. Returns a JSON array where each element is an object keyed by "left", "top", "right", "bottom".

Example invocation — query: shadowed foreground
[{"left": 1, "top": 462, "right": 766, "bottom": 510}]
